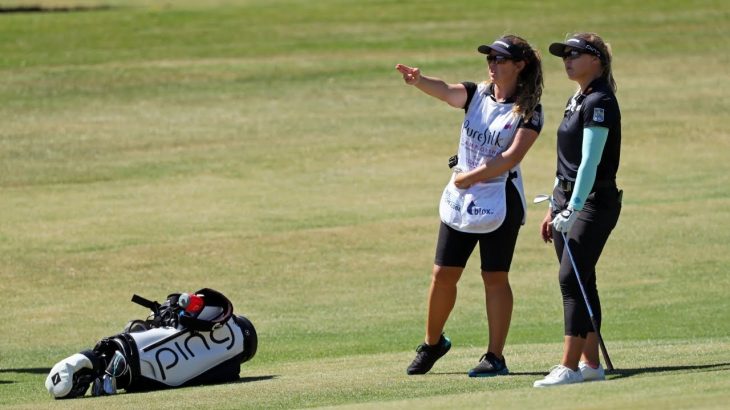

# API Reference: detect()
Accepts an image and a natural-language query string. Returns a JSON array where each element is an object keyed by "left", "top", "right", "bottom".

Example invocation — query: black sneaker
[
  {"left": 468, "top": 352, "right": 509, "bottom": 377},
  {"left": 406, "top": 334, "right": 452, "bottom": 375}
]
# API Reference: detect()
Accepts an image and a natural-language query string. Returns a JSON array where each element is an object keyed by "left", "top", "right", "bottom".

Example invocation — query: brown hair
[
  {"left": 571, "top": 32, "right": 617, "bottom": 92},
  {"left": 502, "top": 35, "right": 543, "bottom": 122}
]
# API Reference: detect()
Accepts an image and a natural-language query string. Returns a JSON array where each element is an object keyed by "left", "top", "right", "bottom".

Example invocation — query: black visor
[
  {"left": 478, "top": 37, "right": 525, "bottom": 60},
  {"left": 549, "top": 37, "right": 604, "bottom": 62}
]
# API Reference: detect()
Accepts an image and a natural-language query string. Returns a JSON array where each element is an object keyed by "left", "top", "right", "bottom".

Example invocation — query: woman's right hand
[
  {"left": 540, "top": 209, "right": 553, "bottom": 243},
  {"left": 395, "top": 64, "right": 421, "bottom": 85}
]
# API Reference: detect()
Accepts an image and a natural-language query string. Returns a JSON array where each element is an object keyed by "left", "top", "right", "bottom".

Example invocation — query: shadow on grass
[
  {"left": 0, "top": 368, "right": 50, "bottom": 374},
  {"left": 219, "top": 375, "right": 278, "bottom": 384},
  {"left": 433, "top": 371, "right": 555, "bottom": 376},
  {"left": 0, "top": 369, "right": 275, "bottom": 388},
  {"left": 0, "top": 5, "right": 114, "bottom": 14},
  {"left": 433, "top": 363, "right": 730, "bottom": 378},
  {"left": 0, "top": 368, "right": 51, "bottom": 385},
  {"left": 608, "top": 362, "right": 730, "bottom": 380}
]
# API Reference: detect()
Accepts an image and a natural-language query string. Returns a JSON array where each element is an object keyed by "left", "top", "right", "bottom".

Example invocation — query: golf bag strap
[{"left": 178, "top": 288, "right": 234, "bottom": 331}]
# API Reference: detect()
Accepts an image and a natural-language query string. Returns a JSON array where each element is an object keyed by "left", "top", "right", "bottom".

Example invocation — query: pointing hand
[{"left": 395, "top": 64, "right": 421, "bottom": 85}]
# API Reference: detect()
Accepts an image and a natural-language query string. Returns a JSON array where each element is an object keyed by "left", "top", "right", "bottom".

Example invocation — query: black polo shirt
[{"left": 556, "top": 77, "right": 621, "bottom": 183}]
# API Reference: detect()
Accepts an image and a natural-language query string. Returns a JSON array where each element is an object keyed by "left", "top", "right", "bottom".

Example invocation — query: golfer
[
  {"left": 534, "top": 32, "right": 622, "bottom": 387},
  {"left": 396, "top": 35, "right": 544, "bottom": 376}
]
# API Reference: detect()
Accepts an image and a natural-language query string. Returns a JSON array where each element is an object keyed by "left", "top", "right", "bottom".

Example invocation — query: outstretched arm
[{"left": 395, "top": 64, "right": 467, "bottom": 109}]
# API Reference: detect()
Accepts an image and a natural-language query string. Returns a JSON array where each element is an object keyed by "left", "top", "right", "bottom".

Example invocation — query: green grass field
[{"left": 1, "top": 0, "right": 729, "bottom": 408}]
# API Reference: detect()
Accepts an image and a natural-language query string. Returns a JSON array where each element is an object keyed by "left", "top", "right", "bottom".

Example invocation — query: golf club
[
  {"left": 532, "top": 194, "right": 549, "bottom": 204},
  {"left": 533, "top": 194, "right": 614, "bottom": 371},
  {"left": 561, "top": 231, "right": 614, "bottom": 372}
]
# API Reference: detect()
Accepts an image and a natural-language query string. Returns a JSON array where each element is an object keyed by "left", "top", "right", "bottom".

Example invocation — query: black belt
[{"left": 558, "top": 178, "right": 615, "bottom": 192}]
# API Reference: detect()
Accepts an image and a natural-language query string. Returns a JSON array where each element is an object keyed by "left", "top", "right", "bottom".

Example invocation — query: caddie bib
[{"left": 439, "top": 83, "right": 529, "bottom": 233}]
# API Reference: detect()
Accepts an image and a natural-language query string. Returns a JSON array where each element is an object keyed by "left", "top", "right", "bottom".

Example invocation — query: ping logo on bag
[
  {"left": 136, "top": 319, "right": 243, "bottom": 383},
  {"left": 467, "top": 200, "right": 494, "bottom": 216}
]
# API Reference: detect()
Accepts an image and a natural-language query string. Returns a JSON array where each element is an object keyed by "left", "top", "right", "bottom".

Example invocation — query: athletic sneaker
[
  {"left": 406, "top": 334, "right": 451, "bottom": 375},
  {"left": 468, "top": 352, "right": 509, "bottom": 377},
  {"left": 579, "top": 361, "right": 606, "bottom": 381},
  {"left": 533, "top": 365, "right": 584, "bottom": 387}
]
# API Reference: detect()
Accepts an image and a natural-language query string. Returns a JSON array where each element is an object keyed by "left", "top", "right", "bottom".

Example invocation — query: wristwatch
[{"left": 560, "top": 209, "right": 572, "bottom": 218}]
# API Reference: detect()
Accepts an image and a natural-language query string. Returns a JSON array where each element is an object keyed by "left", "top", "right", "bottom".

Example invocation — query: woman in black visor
[{"left": 534, "top": 32, "right": 622, "bottom": 387}]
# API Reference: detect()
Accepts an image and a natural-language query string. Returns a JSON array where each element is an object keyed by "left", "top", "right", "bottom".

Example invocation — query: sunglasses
[
  {"left": 562, "top": 49, "right": 590, "bottom": 61},
  {"left": 486, "top": 55, "right": 514, "bottom": 64}
]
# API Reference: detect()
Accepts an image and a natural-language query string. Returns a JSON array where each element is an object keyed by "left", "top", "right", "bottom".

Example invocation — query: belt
[{"left": 558, "top": 178, "right": 615, "bottom": 192}]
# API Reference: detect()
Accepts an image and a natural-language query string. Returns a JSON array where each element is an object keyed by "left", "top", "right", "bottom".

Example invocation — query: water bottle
[{"left": 179, "top": 293, "right": 205, "bottom": 314}]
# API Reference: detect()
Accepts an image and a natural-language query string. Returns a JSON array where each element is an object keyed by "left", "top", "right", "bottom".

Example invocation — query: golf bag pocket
[{"left": 439, "top": 173, "right": 507, "bottom": 233}]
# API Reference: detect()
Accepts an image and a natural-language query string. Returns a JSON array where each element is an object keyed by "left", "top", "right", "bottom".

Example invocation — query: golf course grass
[{"left": 1, "top": 0, "right": 729, "bottom": 408}]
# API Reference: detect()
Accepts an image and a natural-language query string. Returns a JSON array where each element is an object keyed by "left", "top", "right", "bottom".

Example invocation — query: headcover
[{"left": 45, "top": 351, "right": 101, "bottom": 399}]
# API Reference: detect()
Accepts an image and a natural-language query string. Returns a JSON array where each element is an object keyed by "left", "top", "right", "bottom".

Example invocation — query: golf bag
[{"left": 45, "top": 288, "right": 257, "bottom": 399}]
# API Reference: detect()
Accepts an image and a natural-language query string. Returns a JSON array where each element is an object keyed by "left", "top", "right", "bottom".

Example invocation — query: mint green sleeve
[{"left": 568, "top": 126, "right": 609, "bottom": 211}]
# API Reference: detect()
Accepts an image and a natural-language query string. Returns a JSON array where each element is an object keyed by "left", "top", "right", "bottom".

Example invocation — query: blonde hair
[{"left": 571, "top": 32, "right": 617, "bottom": 92}]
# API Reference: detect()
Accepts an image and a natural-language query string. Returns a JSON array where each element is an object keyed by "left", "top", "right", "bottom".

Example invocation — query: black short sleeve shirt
[{"left": 556, "top": 78, "right": 621, "bottom": 182}]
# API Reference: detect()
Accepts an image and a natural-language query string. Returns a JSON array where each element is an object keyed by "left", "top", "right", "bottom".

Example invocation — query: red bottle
[{"left": 179, "top": 293, "right": 204, "bottom": 314}]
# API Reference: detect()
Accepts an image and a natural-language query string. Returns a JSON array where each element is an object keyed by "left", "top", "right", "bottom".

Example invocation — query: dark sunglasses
[
  {"left": 486, "top": 55, "right": 513, "bottom": 64},
  {"left": 562, "top": 49, "right": 588, "bottom": 61}
]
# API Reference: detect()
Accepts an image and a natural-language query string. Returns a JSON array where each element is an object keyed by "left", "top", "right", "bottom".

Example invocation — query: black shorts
[{"left": 434, "top": 182, "right": 524, "bottom": 272}]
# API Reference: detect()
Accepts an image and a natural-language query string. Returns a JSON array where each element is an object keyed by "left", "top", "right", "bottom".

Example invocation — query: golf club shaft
[{"left": 561, "top": 232, "right": 614, "bottom": 371}]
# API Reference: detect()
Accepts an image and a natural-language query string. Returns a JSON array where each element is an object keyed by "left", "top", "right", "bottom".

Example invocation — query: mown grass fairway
[{"left": 1, "top": 0, "right": 729, "bottom": 408}]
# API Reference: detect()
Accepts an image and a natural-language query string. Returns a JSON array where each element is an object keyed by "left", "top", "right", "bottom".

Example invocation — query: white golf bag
[{"left": 45, "top": 288, "right": 257, "bottom": 399}]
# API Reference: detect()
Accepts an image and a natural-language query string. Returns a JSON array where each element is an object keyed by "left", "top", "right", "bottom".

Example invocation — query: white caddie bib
[{"left": 439, "top": 83, "right": 528, "bottom": 233}]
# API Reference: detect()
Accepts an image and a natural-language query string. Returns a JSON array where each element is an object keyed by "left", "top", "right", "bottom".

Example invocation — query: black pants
[{"left": 551, "top": 186, "right": 621, "bottom": 337}]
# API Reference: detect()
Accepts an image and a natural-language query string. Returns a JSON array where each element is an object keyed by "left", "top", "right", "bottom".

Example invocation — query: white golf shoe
[
  {"left": 579, "top": 361, "right": 606, "bottom": 381},
  {"left": 533, "top": 365, "right": 584, "bottom": 387}
]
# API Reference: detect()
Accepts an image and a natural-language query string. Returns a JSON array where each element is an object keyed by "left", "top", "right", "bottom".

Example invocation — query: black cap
[
  {"left": 478, "top": 37, "right": 525, "bottom": 60},
  {"left": 549, "top": 37, "right": 604, "bottom": 62}
]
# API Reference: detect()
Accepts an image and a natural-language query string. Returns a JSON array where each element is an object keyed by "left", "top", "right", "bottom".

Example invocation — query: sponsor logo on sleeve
[
  {"left": 531, "top": 111, "right": 542, "bottom": 126},
  {"left": 592, "top": 107, "right": 605, "bottom": 122}
]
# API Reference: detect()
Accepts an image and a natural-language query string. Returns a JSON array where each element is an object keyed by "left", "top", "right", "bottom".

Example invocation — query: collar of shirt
[{"left": 485, "top": 83, "right": 516, "bottom": 104}]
